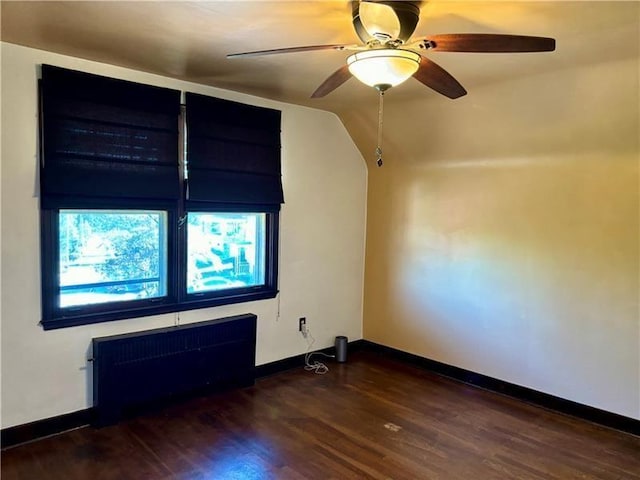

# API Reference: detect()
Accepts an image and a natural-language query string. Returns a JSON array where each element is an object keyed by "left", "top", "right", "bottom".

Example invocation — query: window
[
  {"left": 59, "top": 210, "right": 167, "bottom": 307},
  {"left": 39, "top": 66, "right": 283, "bottom": 329},
  {"left": 187, "top": 212, "right": 265, "bottom": 294}
]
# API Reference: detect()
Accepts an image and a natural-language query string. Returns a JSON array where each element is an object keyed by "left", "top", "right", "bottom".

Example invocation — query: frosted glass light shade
[{"left": 347, "top": 49, "right": 421, "bottom": 89}]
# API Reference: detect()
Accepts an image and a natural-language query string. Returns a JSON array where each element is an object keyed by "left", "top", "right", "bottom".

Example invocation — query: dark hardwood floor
[{"left": 2, "top": 350, "right": 639, "bottom": 479}]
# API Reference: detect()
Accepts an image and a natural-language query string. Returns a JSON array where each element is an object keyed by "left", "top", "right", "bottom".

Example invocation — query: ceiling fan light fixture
[{"left": 347, "top": 49, "right": 420, "bottom": 90}]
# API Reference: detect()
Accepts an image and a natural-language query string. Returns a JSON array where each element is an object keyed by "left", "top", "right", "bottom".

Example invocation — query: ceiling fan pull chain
[{"left": 376, "top": 90, "right": 384, "bottom": 167}]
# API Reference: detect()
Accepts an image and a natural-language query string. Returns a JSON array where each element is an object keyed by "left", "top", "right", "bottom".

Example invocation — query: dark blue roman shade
[
  {"left": 185, "top": 92, "right": 283, "bottom": 210},
  {"left": 40, "top": 65, "right": 181, "bottom": 208}
]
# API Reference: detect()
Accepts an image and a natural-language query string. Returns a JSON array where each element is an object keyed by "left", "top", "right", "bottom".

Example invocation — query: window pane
[
  {"left": 59, "top": 210, "right": 167, "bottom": 307},
  {"left": 187, "top": 212, "right": 266, "bottom": 294}
]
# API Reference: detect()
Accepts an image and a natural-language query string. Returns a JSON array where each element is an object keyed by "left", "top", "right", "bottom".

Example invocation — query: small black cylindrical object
[{"left": 335, "top": 336, "right": 348, "bottom": 363}]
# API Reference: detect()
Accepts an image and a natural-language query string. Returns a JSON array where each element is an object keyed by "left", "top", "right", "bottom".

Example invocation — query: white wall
[{"left": 0, "top": 42, "right": 367, "bottom": 429}]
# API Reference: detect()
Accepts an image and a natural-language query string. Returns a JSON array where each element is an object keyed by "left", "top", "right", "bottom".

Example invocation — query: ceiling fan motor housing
[{"left": 352, "top": 1, "right": 421, "bottom": 44}]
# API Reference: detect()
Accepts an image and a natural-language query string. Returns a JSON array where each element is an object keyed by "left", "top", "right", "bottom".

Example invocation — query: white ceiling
[{"left": 2, "top": 1, "right": 638, "bottom": 166}]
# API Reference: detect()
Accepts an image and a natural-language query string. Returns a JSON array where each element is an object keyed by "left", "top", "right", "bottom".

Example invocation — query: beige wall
[
  {"left": 0, "top": 43, "right": 367, "bottom": 428},
  {"left": 362, "top": 36, "right": 639, "bottom": 417}
]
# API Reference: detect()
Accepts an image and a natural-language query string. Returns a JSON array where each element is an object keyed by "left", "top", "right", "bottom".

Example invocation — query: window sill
[{"left": 41, "top": 288, "right": 278, "bottom": 330}]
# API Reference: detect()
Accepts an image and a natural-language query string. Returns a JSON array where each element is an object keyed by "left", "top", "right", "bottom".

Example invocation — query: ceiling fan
[{"left": 227, "top": 1, "right": 556, "bottom": 100}]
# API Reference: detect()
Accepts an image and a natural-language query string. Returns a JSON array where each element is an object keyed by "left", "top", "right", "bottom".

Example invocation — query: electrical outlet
[{"left": 299, "top": 317, "right": 306, "bottom": 333}]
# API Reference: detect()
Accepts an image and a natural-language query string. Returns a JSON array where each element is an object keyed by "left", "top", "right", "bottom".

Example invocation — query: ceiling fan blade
[
  {"left": 359, "top": 1, "right": 401, "bottom": 40},
  {"left": 227, "top": 44, "right": 350, "bottom": 58},
  {"left": 413, "top": 57, "right": 467, "bottom": 99},
  {"left": 311, "top": 65, "right": 353, "bottom": 98},
  {"left": 426, "top": 34, "right": 556, "bottom": 53}
]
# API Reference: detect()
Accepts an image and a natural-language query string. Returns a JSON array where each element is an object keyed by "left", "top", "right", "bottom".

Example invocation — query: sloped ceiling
[{"left": 2, "top": 1, "right": 638, "bottom": 167}]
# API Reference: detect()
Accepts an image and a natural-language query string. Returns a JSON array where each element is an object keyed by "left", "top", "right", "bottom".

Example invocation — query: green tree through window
[{"left": 59, "top": 210, "right": 166, "bottom": 306}]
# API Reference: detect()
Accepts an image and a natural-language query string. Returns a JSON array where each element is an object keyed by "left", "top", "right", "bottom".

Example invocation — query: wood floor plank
[{"left": 2, "top": 351, "right": 639, "bottom": 479}]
